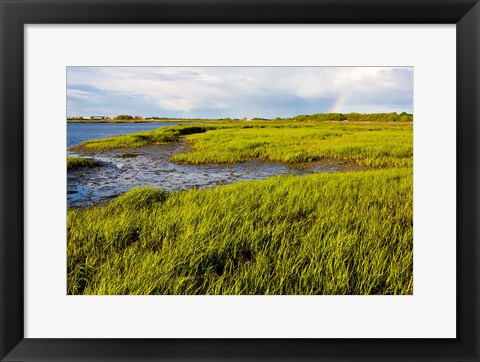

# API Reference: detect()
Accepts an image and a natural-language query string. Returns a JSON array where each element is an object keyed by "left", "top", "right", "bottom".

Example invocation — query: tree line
[{"left": 291, "top": 112, "right": 413, "bottom": 122}]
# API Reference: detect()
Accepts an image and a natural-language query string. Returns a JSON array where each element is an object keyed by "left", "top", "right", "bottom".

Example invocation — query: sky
[{"left": 67, "top": 67, "right": 413, "bottom": 119}]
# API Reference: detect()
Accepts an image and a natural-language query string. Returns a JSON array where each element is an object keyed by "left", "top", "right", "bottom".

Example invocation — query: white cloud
[
  {"left": 67, "top": 66, "right": 413, "bottom": 118},
  {"left": 66, "top": 89, "right": 96, "bottom": 98}
]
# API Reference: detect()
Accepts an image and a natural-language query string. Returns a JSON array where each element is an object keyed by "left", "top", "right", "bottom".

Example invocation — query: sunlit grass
[
  {"left": 173, "top": 124, "right": 412, "bottom": 168},
  {"left": 68, "top": 169, "right": 413, "bottom": 295},
  {"left": 67, "top": 120, "right": 413, "bottom": 295},
  {"left": 67, "top": 156, "right": 99, "bottom": 169},
  {"left": 69, "top": 125, "right": 220, "bottom": 151},
  {"left": 71, "top": 121, "right": 412, "bottom": 168}
]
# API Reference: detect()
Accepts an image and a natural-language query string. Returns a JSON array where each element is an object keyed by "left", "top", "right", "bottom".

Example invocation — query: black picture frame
[{"left": 1, "top": 1, "right": 479, "bottom": 361}]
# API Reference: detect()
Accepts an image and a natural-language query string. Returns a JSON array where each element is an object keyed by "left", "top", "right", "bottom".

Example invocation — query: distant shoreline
[
  {"left": 67, "top": 119, "right": 196, "bottom": 124},
  {"left": 67, "top": 119, "right": 413, "bottom": 125},
  {"left": 67, "top": 112, "right": 413, "bottom": 123}
]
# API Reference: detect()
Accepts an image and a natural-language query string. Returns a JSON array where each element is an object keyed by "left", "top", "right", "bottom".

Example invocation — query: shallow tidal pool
[{"left": 67, "top": 142, "right": 340, "bottom": 207}]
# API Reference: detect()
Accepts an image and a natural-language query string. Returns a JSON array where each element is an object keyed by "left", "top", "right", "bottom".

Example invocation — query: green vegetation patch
[
  {"left": 69, "top": 125, "right": 221, "bottom": 151},
  {"left": 67, "top": 156, "right": 99, "bottom": 169},
  {"left": 68, "top": 168, "right": 413, "bottom": 295},
  {"left": 70, "top": 121, "right": 412, "bottom": 169},
  {"left": 292, "top": 112, "right": 413, "bottom": 122},
  {"left": 173, "top": 123, "right": 413, "bottom": 168}
]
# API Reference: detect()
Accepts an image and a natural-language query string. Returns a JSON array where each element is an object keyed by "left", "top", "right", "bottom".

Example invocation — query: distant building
[{"left": 90, "top": 116, "right": 110, "bottom": 120}]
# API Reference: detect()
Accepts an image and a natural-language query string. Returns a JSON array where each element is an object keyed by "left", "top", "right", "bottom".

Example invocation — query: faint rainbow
[{"left": 329, "top": 93, "right": 349, "bottom": 113}]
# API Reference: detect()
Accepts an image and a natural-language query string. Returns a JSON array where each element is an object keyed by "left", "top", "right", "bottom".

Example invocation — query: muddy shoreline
[{"left": 67, "top": 139, "right": 365, "bottom": 207}]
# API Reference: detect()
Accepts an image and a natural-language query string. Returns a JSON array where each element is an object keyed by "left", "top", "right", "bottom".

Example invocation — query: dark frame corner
[{"left": 1, "top": 1, "right": 479, "bottom": 361}]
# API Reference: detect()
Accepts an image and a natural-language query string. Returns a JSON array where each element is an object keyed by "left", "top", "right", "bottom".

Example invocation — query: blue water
[{"left": 67, "top": 122, "right": 183, "bottom": 148}]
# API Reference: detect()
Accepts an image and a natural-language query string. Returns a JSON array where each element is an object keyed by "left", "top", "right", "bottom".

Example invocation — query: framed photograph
[{"left": 1, "top": 0, "right": 479, "bottom": 361}]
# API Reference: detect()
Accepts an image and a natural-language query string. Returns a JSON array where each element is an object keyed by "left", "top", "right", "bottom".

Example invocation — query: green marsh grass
[
  {"left": 71, "top": 121, "right": 412, "bottom": 168},
  {"left": 69, "top": 125, "right": 220, "bottom": 151},
  {"left": 67, "top": 156, "right": 99, "bottom": 169},
  {"left": 68, "top": 169, "right": 413, "bottom": 295},
  {"left": 173, "top": 123, "right": 412, "bottom": 168},
  {"left": 68, "top": 120, "right": 413, "bottom": 295}
]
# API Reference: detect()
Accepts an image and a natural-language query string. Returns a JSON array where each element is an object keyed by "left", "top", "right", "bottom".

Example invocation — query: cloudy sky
[{"left": 67, "top": 67, "right": 413, "bottom": 119}]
